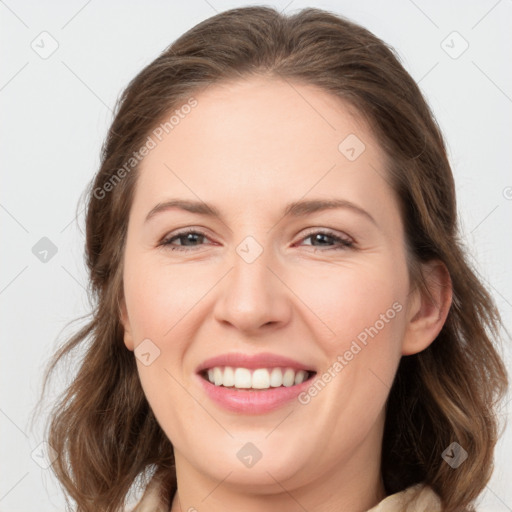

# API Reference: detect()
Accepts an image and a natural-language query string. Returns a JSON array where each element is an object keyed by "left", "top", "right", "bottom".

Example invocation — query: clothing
[
  {"left": 129, "top": 475, "right": 168, "bottom": 512},
  {"left": 367, "top": 483, "right": 441, "bottom": 511},
  {"left": 129, "top": 480, "right": 441, "bottom": 511}
]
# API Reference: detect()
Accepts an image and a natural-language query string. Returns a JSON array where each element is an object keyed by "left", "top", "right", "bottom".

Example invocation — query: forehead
[
  {"left": 159, "top": 75, "right": 377, "bottom": 164},
  {"left": 133, "top": 76, "right": 398, "bottom": 226}
]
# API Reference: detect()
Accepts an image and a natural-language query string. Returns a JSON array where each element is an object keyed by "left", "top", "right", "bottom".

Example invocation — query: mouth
[
  {"left": 195, "top": 352, "right": 317, "bottom": 413},
  {"left": 199, "top": 366, "right": 316, "bottom": 390}
]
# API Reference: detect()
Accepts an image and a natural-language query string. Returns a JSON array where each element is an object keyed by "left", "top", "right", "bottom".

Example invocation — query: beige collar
[{"left": 367, "top": 483, "right": 441, "bottom": 511}]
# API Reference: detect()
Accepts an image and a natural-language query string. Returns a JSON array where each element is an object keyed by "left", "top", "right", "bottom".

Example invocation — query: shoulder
[
  {"left": 367, "top": 483, "right": 442, "bottom": 512},
  {"left": 125, "top": 475, "right": 170, "bottom": 512}
]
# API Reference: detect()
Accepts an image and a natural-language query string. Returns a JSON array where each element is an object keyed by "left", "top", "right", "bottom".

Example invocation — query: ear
[
  {"left": 119, "top": 297, "right": 135, "bottom": 351},
  {"left": 402, "top": 260, "right": 452, "bottom": 356}
]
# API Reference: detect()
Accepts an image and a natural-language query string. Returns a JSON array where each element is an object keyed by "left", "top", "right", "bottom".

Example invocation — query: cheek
[
  {"left": 300, "top": 266, "right": 406, "bottom": 408},
  {"left": 122, "top": 256, "right": 213, "bottom": 422},
  {"left": 123, "top": 255, "right": 207, "bottom": 341},
  {"left": 123, "top": 256, "right": 200, "bottom": 442},
  {"left": 290, "top": 260, "right": 408, "bottom": 352},
  {"left": 292, "top": 260, "right": 408, "bottom": 417}
]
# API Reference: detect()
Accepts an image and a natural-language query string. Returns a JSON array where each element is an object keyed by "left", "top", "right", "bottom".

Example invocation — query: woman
[{"left": 42, "top": 6, "right": 508, "bottom": 512}]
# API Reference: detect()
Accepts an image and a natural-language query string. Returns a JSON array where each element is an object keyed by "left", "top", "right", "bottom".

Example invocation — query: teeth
[
  {"left": 223, "top": 366, "right": 235, "bottom": 387},
  {"left": 234, "top": 368, "right": 252, "bottom": 388},
  {"left": 269, "top": 367, "right": 283, "bottom": 387},
  {"left": 205, "top": 366, "right": 310, "bottom": 389},
  {"left": 213, "top": 367, "right": 223, "bottom": 386},
  {"left": 282, "top": 368, "right": 295, "bottom": 387},
  {"left": 252, "top": 369, "right": 270, "bottom": 389},
  {"left": 294, "top": 370, "right": 308, "bottom": 385}
]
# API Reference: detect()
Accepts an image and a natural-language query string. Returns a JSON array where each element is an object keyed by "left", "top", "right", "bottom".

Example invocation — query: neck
[{"left": 172, "top": 471, "right": 385, "bottom": 512}]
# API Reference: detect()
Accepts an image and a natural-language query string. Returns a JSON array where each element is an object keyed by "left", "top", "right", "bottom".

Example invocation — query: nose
[{"left": 212, "top": 243, "right": 292, "bottom": 334}]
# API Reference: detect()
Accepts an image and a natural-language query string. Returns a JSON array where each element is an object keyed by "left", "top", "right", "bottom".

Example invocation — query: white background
[{"left": 1, "top": 1, "right": 511, "bottom": 510}]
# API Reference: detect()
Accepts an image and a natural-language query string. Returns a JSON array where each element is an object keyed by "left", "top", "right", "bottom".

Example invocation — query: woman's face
[{"left": 121, "top": 76, "right": 424, "bottom": 495}]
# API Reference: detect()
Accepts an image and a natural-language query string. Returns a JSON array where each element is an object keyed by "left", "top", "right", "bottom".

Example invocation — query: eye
[
  {"left": 160, "top": 228, "right": 212, "bottom": 251},
  {"left": 297, "top": 229, "right": 354, "bottom": 251},
  {"left": 159, "top": 228, "right": 354, "bottom": 252}
]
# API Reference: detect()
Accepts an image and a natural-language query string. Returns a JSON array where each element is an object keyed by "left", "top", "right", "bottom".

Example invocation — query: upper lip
[{"left": 196, "top": 352, "right": 316, "bottom": 373}]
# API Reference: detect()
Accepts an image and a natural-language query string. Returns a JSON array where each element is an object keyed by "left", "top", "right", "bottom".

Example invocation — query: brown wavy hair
[{"left": 39, "top": 6, "right": 508, "bottom": 512}]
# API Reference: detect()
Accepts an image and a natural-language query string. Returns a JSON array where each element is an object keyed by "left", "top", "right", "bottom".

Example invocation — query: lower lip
[{"left": 197, "top": 373, "right": 315, "bottom": 414}]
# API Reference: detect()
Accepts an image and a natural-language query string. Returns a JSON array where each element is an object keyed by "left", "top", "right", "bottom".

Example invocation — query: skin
[{"left": 120, "top": 76, "right": 452, "bottom": 512}]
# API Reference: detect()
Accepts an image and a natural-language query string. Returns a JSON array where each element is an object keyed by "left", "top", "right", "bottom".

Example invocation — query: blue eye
[{"left": 160, "top": 228, "right": 354, "bottom": 252}]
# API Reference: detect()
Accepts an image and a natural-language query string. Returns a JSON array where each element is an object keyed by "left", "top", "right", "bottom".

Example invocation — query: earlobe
[
  {"left": 402, "top": 260, "right": 453, "bottom": 356},
  {"left": 119, "top": 298, "right": 135, "bottom": 352}
]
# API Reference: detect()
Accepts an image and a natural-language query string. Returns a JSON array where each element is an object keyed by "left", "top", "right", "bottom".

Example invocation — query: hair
[{"left": 40, "top": 5, "right": 508, "bottom": 512}]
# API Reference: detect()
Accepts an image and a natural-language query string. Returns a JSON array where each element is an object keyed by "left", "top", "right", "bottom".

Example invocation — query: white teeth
[
  {"left": 223, "top": 366, "right": 235, "bottom": 387},
  {"left": 204, "top": 366, "right": 310, "bottom": 389},
  {"left": 213, "top": 367, "right": 223, "bottom": 386},
  {"left": 282, "top": 368, "right": 295, "bottom": 387},
  {"left": 294, "top": 370, "right": 308, "bottom": 385},
  {"left": 269, "top": 367, "right": 283, "bottom": 387},
  {"left": 234, "top": 368, "right": 252, "bottom": 388},
  {"left": 252, "top": 369, "right": 270, "bottom": 389}
]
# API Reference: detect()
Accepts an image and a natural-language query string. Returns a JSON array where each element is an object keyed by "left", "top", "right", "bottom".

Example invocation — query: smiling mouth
[{"left": 200, "top": 366, "right": 317, "bottom": 390}]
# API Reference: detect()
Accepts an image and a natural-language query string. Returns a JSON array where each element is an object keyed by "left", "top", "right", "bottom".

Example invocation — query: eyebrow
[{"left": 144, "top": 198, "right": 377, "bottom": 225}]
